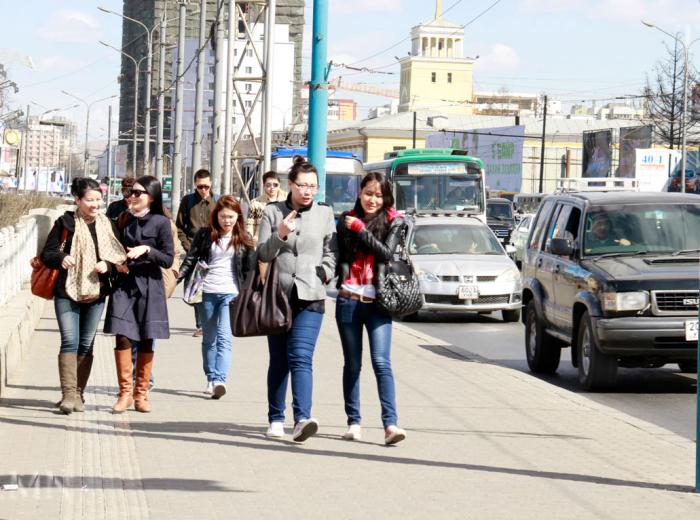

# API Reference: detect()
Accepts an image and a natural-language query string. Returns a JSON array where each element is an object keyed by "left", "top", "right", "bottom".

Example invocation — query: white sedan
[{"left": 406, "top": 215, "right": 523, "bottom": 322}]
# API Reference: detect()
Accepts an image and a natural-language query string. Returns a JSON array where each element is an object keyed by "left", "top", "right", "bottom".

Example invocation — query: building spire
[{"left": 435, "top": 0, "right": 443, "bottom": 20}]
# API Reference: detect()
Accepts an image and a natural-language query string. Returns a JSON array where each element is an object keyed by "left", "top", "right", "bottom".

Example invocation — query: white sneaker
[
  {"left": 342, "top": 424, "right": 362, "bottom": 441},
  {"left": 204, "top": 382, "right": 213, "bottom": 395},
  {"left": 384, "top": 425, "right": 406, "bottom": 445},
  {"left": 266, "top": 421, "right": 285, "bottom": 438},
  {"left": 292, "top": 418, "right": 319, "bottom": 442},
  {"left": 212, "top": 382, "right": 226, "bottom": 400}
]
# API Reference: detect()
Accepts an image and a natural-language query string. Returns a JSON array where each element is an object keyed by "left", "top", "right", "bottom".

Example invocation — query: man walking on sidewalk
[{"left": 175, "top": 169, "right": 219, "bottom": 337}]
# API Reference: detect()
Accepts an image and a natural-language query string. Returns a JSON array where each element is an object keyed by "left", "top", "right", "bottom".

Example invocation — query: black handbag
[
  {"left": 376, "top": 225, "right": 423, "bottom": 317},
  {"left": 230, "top": 259, "right": 292, "bottom": 337}
]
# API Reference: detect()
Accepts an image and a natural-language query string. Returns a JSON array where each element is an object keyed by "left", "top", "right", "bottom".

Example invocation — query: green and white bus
[{"left": 364, "top": 148, "right": 487, "bottom": 221}]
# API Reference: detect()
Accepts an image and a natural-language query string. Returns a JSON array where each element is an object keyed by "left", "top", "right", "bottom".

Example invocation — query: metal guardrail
[{"left": 0, "top": 219, "right": 38, "bottom": 306}]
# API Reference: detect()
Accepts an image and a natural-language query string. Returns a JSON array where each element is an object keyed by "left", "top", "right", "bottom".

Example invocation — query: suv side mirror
[{"left": 550, "top": 237, "right": 574, "bottom": 257}]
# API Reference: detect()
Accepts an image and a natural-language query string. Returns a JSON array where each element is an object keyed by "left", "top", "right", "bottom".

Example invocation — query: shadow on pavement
[
  {"left": 1, "top": 416, "right": 693, "bottom": 494},
  {"left": 0, "top": 474, "right": 250, "bottom": 493}
]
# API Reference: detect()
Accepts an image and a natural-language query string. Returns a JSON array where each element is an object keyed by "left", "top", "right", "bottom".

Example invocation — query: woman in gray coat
[
  {"left": 257, "top": 156, "right": 337, "bottom": 442},
  {"left": 104, "top": 175, "right": 174, "bottom": 414}
]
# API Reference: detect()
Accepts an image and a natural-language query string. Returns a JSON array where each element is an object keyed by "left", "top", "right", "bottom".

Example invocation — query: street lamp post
[
  {"left": 642, "top": 21, "right": 700, "bottom": 193},
  {"left": 98, "top": 41, "right": 147, "bottom": 176},
  {"left": 61, "top": 91, "right": 117, "bottom": 177}
]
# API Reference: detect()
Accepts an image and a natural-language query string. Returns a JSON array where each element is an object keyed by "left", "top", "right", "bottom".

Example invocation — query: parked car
[
  {"left": 510, "top": 214, "right": 534, "bottom": 268},
  {"left": 486, "top": 198, "right": 516, "bottom": 245},
  {"left": 406, "top": 214, "right": 522, "bottom": 322},
  {"left": 521, "top": 190, "right": 700, "bottom": 391}
]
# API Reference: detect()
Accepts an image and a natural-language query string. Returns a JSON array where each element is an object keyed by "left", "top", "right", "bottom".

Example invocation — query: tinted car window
[
  {"left": 409, "top": 224, "right": 503, "bottom": 255},
  {"left": 529, "top": 199, "right": 555, "bottom": 250}
]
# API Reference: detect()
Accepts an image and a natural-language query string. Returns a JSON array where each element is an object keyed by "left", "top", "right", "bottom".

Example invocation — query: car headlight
[
  {"left": 602, "top": 291, "right": 649, "bottom": 312},
  {"left": 496, "top": 269, "right": 520, "bottom": 283},
  {"left": 416, "top": 269, "right": 440, "bottom": 283}
]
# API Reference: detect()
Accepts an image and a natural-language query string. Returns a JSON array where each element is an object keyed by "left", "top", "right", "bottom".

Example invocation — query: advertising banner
[
  {"left": 582, "top": 129, "right": 612, "bottom": 177},
  {"left": 426, "top": 125, "right": 524, "bottom": 192},
  {"left": 634, "top": 148, "right": 681, "bottom": 192},
  {"left": 618, "top": 126, "right": 653, "bottom": 178},
  {"left": 19, "top": 168, "right": 66, "bottom": 193}
]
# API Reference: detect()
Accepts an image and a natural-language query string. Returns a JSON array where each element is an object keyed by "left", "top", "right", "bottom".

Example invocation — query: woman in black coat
[{"left": 104, "top": 175, "right": 174, "bottom": 414}]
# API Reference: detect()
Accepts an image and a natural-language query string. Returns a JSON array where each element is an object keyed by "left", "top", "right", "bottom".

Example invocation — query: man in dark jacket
[
  {"left": 106, "top": 177, "right": 136, "bottom": 221},
  {"left": 175, "top": 169, "right": 218, "bottom": 336}
]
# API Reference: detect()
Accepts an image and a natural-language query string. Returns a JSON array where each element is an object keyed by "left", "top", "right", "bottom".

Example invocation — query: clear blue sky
[{"left": 2, "top": 0, "right": 699, "bottom": 139}]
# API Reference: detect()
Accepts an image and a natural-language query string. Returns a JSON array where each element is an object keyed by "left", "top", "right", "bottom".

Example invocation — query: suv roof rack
[
  {"left": 405, "top": 209, "right": 482, "bottom": 219},
  {"left": 555, "top": 178, "right": 640, "bottom": 193}
]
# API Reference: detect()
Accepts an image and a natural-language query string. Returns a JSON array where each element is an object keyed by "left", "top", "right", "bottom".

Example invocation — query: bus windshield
[{"left": 395, "top": 175, "right": 483, "bottom": 212}]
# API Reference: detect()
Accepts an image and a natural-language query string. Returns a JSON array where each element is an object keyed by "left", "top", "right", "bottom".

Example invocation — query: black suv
[
  {"left": 521, "top": 191, "right": 700, "bottom": 390},
  {"left": 486, "top": 198, "right": 515, "bottom": 245}
]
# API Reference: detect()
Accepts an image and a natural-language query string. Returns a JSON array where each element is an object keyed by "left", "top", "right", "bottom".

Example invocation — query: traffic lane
[{"left": 402, "top": 311, "right": 697, "bottom": 441}]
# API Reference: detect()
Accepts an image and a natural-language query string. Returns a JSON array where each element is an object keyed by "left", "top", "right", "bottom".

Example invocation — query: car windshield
[
  {"left": 394, "top": 175, "right": 482, "bottom": 212},
  {"left": 487, "top": 202, "right": 513, "bottom": 220},
  {"left": 583, "top": 204, "right": 700, "bottom": 256},
  {"left": 409, "top": 223, "right": 503, "bottom": 255},
  {"left": 325, "top": 174, "right": 360, "bottom": 215}
]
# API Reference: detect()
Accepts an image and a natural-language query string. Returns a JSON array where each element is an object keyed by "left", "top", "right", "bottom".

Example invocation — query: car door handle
[{"left": 554, "top": 264, "right": 561, "bottom": 274}]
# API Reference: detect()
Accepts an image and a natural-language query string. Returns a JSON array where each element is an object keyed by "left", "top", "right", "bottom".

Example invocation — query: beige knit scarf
[{"left": 65, "top": 211, "right": 127, "bottom": 302}]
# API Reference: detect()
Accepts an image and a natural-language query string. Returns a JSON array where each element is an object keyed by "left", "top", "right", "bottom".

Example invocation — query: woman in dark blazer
[{"left": 104, "top": 175, "right": 174, "bottom": 414}]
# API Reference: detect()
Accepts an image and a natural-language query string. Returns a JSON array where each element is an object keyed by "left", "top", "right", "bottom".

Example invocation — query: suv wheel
[
  {"left": 577, "top": 311, "right": 617, "bottom": 391},
  {"left": 524, "top": 301, "right": 561, "bottom": 373},
  {"left": 502, "top": 309, "right": 520, "bottom": 322},
  {"left": 678, "top": 361, "right": 697, "bottom": 373}
]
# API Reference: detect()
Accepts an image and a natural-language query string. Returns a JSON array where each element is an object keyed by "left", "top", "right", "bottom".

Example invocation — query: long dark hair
[
  {"left": 135, "top": 175, "right": 164, "bottom": 216},
  {"left": 352, "top": 171, "right": 395, "bottom": 240},
  {"left": 209, "top": 195, "right": 253, "bottom": 251}
]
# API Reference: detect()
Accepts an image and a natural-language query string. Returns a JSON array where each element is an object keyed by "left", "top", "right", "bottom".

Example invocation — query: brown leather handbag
[
  {"left": 230, "top": 259, "right": 292, "bottom": 337},
  {"left": 30, "top": 227, "right": 68, "bottom": 300}
]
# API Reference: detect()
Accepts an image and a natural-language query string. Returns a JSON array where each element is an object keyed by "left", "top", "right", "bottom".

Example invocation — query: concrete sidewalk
[{"left": 0, "top": 290, "right": 698, "bottom": 519}]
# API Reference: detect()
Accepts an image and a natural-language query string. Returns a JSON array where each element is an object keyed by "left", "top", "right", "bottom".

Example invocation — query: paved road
[{"left": 402, "top": 311, "right": 698, "bottom": 440}]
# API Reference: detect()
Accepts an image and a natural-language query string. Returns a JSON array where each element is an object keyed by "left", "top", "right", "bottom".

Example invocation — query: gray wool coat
[{"left": 257, "top": 198, "right": 337, "bottom": 301}]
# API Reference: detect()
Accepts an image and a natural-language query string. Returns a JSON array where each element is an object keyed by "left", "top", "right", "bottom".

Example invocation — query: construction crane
[{"left": 329, "top": 78, "right": 399, "bottom": 99}]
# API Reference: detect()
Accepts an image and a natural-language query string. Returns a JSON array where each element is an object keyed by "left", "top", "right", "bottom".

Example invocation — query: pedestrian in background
[
  {"left": 105, "top": 176, "right": 174, "bottom": 414},
  {"left": 176, "top": 169, "right": 218, "bottom": 338},
  {"left": 41, "top": 177, "right": 126, "bottom": 414},
  {"left": 179, "top": 196, "right": 256, "bottom": 399},
  {"left": 335, "top": 171, "right": 407, "bottom": 444},
  {"left": 257, "top": 156, "right": 337, "bottom": 442},
  {"left": 106, "top": 177, "right": 136, "bottom": 221},
  {"left": 246, "top": 170, "right": 287, "bottom": 245}
]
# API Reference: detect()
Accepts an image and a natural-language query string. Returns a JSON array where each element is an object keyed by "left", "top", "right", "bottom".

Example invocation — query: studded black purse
[{"left": 375, "top": 225, "right": 423, "bottom": 317}]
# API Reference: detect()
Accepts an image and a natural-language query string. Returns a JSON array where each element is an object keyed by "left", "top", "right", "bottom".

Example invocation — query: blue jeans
[
  {"left": 267, "top": 309, "right": 323, "bottom": 423},
  {"left": 335, "top": 297, "right": 397, "bottom": 428},
  {"left": 54, "top": 297, "right": 105, "bottom": 355},
  {"left": 200, "top": 292, "right": 236, "bottom": 383}
]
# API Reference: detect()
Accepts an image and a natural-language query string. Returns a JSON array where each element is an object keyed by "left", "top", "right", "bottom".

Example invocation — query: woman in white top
[{"left": 178, "top": 196, "right": 256, "bottom": 399}]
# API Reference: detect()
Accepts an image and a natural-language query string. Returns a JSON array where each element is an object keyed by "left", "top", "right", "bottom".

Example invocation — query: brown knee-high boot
[
  {"left": 134, "top": 352, "right": 154, "bottom": 413},
  {"left": 73, "top": 355, "right": 94, "bottom": 412},
  {"left": 112, "top": 349, "right": 134, "bottom": 414},
  {"left": 58, "top": 353, "right": 79, "bottom": 415}
]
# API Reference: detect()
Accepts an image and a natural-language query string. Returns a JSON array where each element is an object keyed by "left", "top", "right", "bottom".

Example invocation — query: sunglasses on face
[
  {"left": 265, "top": 182, "right": 280, "bottom": 188},
  {"left": 196, "top": 184, "right": 211, "bottom": 190},
  {"left": 127, "top": 189, "right": 148, "bottom": 198}
]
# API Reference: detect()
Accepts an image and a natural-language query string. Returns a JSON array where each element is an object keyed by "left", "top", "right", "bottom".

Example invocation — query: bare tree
[{"left": 644, "top": 38, "right": 700, "bottom": 147}]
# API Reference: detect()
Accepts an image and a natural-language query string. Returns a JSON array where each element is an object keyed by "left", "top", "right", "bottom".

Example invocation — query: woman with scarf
[
  {"left": 104, "top": 175, "right": 174, "bottom": 414},
  {"left": 41, "top": 177, "right": 127, "bottom": 415},
  {"left": 335, "top": 171, "right": 407, "bottom": 445}
]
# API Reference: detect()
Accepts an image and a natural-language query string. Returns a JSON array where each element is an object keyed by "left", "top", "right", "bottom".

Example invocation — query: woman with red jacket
[{"left": 335, "top": 171, "right": 407, "bottom": 445}]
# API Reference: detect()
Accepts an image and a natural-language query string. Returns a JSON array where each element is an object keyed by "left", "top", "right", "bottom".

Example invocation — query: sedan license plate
[
  {"left": 458, "top": 285, "right": 479, "bottom": 300},
  {"left": 685, "top": 319, "right": 698, "bottom": 341}
]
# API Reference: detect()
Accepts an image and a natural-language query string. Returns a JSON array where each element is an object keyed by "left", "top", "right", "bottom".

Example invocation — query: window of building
[
  {"left": 245, "top": 100, "right": 252, "bottom": 108},
  {"left": 245, "top": 66, "right": 252, "bottom": 74},
  {"left": 447, "top": 73, "right": 452, "bottom": 83},
  {"left": 431, "top": 72, "right": 436, "bottom": 83},
  {"left": 245, "top": 83, "right": 252, "bottom": 92},
  {"left": 246, "top": 49, "right": 253, "bottom": 57},
  {"left": 234, "top": 49, "right": 238, "bottom": 56}
]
